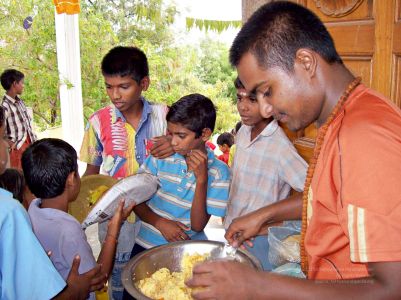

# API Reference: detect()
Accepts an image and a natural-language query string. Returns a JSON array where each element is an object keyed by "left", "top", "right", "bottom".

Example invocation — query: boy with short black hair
[
  {"left": 216, "top": 132, "right": 234, "bottom": 165},
  {"left": 1, "top": 69, "right": 37, "bottom": 169},
  {"left": 23, "top": 138, "right": 134, "bottom": 300},
  {"left": 129, "top": 93, "right": 230, "bottom": 255},
  {"left": 224, "top": 77, "right": 307, "bottom": 270},
  {"left": 79, "top": 46, "right": 173, "bottom": 299}
]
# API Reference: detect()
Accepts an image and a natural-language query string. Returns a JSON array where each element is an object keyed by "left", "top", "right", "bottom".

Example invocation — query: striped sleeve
[
  {"left": 206, "top": 161, "right": 230, "bottom": 217},
  {"left": 347, "top": 203, "right": 401, "bottom": 263}
]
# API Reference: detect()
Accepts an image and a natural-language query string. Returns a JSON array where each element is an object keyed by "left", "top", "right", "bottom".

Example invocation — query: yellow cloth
[
  {"left": 228, "top": 144, "right": 236, "bottom": 167},
  {"left": 53, "top": 0, "right": 80, "bottom": 14}
]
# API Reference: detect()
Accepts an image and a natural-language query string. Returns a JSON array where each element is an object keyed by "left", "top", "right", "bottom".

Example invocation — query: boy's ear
[
  {"left": 201, "top": 128, "right": 212, "bottom": 142},
  {"left": 66, "top": 171, "right": 77, "bottom": 188},
  {"left": 140, "top": 76, "right": 150, "bottom": 91}
]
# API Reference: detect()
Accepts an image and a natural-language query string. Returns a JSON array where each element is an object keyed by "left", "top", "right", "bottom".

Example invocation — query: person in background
[
  {"left": 0, "top": 106, "right": 105, "bottom": 300},
  {"left": 187, "top": 2, "right": 401, "bottom": 299},
  {"left": 224, "top": 77, "right": 307, "bottom": 270},
  {"left": 123, "top": 94, "right": 230, "bottom": 300},
  {"left": 216, "top": 132, "right": 234, "bottom": 165},
  {"left": 0, "top": 69, "right": 37, "bottom": 169},
  {"left": 23, "top": 138, "right": 135, "bottom": 300},
  {"left": 79, "top": 46, "right": 173, "bottom": 300},
  {"left": 0, "top": 168, "right": 25, "bottom": 203},
  {"left": 228, "top": 121, "right": 242, "bottom": 167}
]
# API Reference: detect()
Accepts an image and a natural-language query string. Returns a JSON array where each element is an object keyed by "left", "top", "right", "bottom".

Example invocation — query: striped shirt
[
  {"left": 224, "top": 119, "right": 307, "bottom": 228},
  {"left": 1, "top": 94, "right": 37, "bottom": 149},
  {"left": 136, "top": 148, "right": 230, "bottom": 248}
]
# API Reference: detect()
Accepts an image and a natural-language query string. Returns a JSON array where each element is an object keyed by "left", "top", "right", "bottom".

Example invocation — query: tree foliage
[{"left": 0, "top": 0, "right": 239, "bottom": 133}]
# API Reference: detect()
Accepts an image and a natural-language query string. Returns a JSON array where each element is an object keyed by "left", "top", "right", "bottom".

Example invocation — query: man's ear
[
  {"left": 295, "top": 49, "right": 317, "bottom": 78},
  {"left": 140, "top": 76, "right": 150, "bottom": 91},
  {"left": 201, "top": 128, "right": 212, "bottom": 142}
]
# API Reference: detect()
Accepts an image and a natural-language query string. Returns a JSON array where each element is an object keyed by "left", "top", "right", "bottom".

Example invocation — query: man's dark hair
[
  {"left": 101, "top": 46, "right": 149, "bottom": 84},
  {"left": 234, "top": 77, "right": 245, "bottom": 89},
  {"left": 1, "top": 69, "right": 24, "bottom": 90},
  {"left": 166, "top": 93, "right": 216, "bottom": 138},
  {"left": 217, "top": 132, "right": 234, "bottom": 148},
  {"left": 230, "top": 1, "right": 342, "bottom": 72},
  {"left": 22, "top": 138, "right": 78, "bottom": 199},
  {"left": 0, "top": 168, "right": 25, "bottom": 203}
]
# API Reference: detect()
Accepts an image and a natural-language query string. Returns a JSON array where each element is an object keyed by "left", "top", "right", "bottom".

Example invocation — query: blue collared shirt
[{"left": 135, "top": 148, "right": 231, "bottom": 248}]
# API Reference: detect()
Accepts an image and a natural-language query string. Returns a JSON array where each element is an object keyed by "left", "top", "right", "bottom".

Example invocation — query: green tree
[{"left": 0, "top": 0, "right": 239, "bottom": 133}]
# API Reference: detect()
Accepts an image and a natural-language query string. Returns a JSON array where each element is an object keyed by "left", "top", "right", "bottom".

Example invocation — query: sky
[{"left": 171, "top": 0, "right": 242, "bottom": 46}]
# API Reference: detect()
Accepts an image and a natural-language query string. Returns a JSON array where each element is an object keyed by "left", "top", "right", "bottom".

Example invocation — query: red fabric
[
  {"left": 10, "top": 136, "right": 31, "bottom": 170},
  {"left": 218, "top": 152, "right": 229, "bottom": 165},
  {"left": 206, "top": 141, "right": 216, "bottom": 150}
]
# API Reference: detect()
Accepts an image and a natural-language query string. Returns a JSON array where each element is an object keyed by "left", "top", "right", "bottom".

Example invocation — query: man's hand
[
  {"left": 186, "top": 260, "right": 258, "bottom": 300},
  {"left": 225, "top": 209, "right": 267, "bottom": 248},
  {"left": 150, "top": 135, "right": 174, "bottom": 159},
  {"left": 156, "top": 218, "right": 190, "bottom": 242},
  {"left": 186, "top": 150, "right": 208, "bottom": 182},
  {"left": 57, "top": 255, "right": 106, "bottom": 299}
]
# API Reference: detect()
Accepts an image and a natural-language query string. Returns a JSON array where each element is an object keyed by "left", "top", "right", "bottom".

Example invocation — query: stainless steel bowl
[{"left": 122, "top": 240, "right": 262, "bottom": 300}]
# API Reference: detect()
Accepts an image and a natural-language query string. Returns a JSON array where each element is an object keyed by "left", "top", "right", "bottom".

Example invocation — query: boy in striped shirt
[{"left": 128, "top": 93, "right": 230, "bottom": 256}]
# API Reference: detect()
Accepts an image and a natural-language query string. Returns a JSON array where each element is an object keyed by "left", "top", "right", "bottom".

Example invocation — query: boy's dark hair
[
  {"left": 1, "top": 69, "right": 24, "bottom": 90},
  {"left": 101, "top": 46, "right": 149, "bottom": 84},
  {"left": 217, "top": 132, "right": 234, "bottom": 148},
  {"left": 234, "top": 121, "right": 242, "bottom": 134},
  {"left": 0, "top": 168, "right": 25, "bottom": 203},
  {"left": 234, "top": 77, "right": 245, "bottom": 89},
  {"left": 229, "top": 1, "right": 342, "bottom": 73},
  {"left": 0, "top": 106, "right": 4, "bottom": 127},
  {"left": 22, "top": 138, "right": 78, "bottom": 199},
  {"left": 166, "top": 93, "right": 216, "bottom": 138}
]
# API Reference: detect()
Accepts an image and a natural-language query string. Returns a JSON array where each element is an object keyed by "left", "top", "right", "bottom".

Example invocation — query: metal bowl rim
[{"left": 122, "top": 240, "right": 262, "bottom": 299}]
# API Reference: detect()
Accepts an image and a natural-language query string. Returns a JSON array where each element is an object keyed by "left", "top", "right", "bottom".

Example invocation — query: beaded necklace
[{"left": 300, "top": 77, "right": 362, "bottom": 274}]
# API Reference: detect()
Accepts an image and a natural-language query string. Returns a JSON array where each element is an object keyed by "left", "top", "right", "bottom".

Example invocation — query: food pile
[{"left": 137, "top": 253, "right": 208, "bottom": 300}]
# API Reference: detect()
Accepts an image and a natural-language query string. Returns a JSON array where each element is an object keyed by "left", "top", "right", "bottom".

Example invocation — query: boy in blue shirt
[{"left": 130, "top": 93, "right": 230, "bottom": 253}]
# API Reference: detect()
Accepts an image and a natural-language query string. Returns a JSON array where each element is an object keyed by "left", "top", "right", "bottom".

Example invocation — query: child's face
[
  {"left": 236, "top": 87, "right": 267, "bottom": 127},
  {"left": 104, "top": 75, "right": 148, "bottom": 113},
  {"left": 218, "top": 144, "right": 229, "bottom": 153},
  {"left": 0, "top": 124, "right": 9, "bottom": 175},
  {"left": 14, "top": 79, "right": 24, "bottom": 95},
  {"left": 167, "top": 122, "right": 204, "bottom": 156}
]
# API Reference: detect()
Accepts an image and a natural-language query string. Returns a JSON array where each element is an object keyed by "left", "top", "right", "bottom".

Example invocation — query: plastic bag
[
  {"left": 268, "top": 225, "right": 301, "bottom": 268},
  {"left": 272, "top": 262, "right": 306, "bottom": 278},
  {"left": 82, "top": 173, "right": 158, "bottom": 228}
]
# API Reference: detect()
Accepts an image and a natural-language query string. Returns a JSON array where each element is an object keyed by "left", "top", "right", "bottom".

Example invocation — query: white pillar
[{"left": 54, "top": 11, "right": 84, "bottom": 153}]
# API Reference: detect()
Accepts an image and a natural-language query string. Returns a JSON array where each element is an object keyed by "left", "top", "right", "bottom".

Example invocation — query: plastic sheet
[
  {"left": 268, "top": 225, "right": 301, "bottom": 267},
  {"left": 82, "top": 173, "right": 158, "bottom": 228}
]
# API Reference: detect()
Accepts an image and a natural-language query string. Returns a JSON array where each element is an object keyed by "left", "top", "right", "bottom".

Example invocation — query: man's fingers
[{"left": 192, "top": 288, "right": 215, "bottom": 300}]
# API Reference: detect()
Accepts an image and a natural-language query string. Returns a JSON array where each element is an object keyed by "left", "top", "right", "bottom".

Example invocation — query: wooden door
[{"left": 242, "top": 0, "right": 401, "bottom": 163}]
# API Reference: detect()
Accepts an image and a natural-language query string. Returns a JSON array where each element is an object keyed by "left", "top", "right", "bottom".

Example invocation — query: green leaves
[
  {"left": 0, "top": 0, "right": 239, "bottom": 133},
  {"left": 186, "top": 18, "right": 241, "bottom": 33}
]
